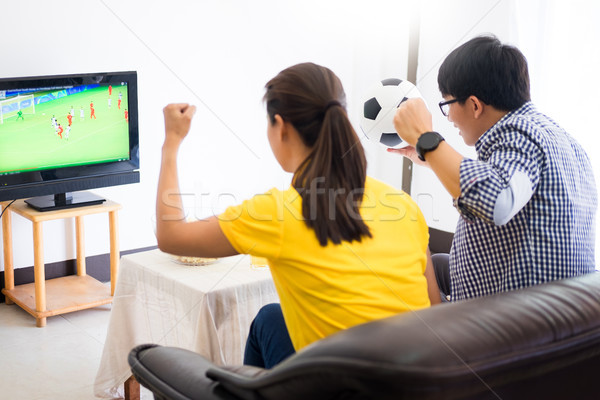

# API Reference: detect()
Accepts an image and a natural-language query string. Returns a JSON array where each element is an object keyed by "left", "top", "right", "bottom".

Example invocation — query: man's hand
[
  {"left": 393, "top": 98, "right": 432, "bottom": 147},
  {"left": 386, "top": 146, "right": 430, "bottom": 168}
]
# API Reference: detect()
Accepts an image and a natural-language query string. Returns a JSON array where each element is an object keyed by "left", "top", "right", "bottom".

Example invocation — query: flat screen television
[{"left": 0, "top": 71, "right": 139, "bottom": 211}]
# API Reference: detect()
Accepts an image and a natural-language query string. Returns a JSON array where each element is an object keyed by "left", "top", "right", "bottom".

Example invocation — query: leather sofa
[{"left": 128, "top": 271, "right": 600, "bottom": 400}]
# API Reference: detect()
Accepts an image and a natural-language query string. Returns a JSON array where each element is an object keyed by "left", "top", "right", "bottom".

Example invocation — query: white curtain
[
  {"left": 511, "top": 0, "right": 600, "bottom": 263},
  {"left": 411, "top": 0, "right": 513, "bottom": 232},
  {"left": 411, "top": 0, "right": 600, "bottom": 261}
]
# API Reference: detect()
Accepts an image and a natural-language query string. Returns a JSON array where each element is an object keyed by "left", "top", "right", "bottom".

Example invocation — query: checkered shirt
[{"left": 450, "top": 102, "right": 597, "bottom": 301}]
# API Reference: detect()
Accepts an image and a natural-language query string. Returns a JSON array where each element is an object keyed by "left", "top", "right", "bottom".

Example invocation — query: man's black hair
[{"left": 438, "top": 35, "right": 531, "bottom": 111}]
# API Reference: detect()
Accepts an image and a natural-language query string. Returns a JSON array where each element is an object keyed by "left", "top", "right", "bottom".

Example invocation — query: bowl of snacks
[{"left": 171, "top": 254, "right": 218, "bottom": 266}]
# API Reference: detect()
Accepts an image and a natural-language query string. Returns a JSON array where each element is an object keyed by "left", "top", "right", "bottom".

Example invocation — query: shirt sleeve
[
  {"left": 217, "top": 189, "right": 283, "bottom": 258},
  {"left": 454, "top": 126, "right": 541, "bottom": 225},
  {"left": 493, "top": 170, "right": 534, "bottom": 225}
]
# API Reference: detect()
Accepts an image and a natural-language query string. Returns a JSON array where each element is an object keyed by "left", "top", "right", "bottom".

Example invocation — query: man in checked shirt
[{"left": 390, "top": 35, "right": 597, "bottom": 301}]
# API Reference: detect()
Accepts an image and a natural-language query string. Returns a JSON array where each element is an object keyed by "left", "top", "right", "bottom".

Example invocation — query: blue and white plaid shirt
[{"left": 450, "top": 102, "right": 597, "bottom": 301}]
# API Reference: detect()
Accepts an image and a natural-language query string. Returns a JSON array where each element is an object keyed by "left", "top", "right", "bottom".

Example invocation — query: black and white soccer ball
[{"left": 359, "top": 78, "right": 423, "bottom": 149}]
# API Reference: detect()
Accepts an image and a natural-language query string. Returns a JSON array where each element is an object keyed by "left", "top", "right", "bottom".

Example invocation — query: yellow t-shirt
[{"left": 218, "top": 176, "right": 430, "bottom": 351}]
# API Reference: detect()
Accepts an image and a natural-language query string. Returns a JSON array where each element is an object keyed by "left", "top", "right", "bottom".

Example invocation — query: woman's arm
[
  {"left": 424, "top": 248, "right": 442, "bottom": 305},
  {"left": 155, "top": 104, "right": 238, "bottom": 258}
]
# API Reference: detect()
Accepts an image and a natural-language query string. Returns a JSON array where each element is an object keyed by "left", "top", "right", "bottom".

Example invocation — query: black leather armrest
[{"left": 129, "top": 344, "right": 244, "bottom": 400}]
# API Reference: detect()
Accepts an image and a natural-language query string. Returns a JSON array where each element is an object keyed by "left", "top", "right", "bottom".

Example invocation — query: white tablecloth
[{"left": 94, "top": 249, "right": 278, "bottom": 399}]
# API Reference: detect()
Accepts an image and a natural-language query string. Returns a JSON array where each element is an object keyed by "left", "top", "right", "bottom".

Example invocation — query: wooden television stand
[{"left": 1, "top": 198, "right": 121, "bottom": 327}]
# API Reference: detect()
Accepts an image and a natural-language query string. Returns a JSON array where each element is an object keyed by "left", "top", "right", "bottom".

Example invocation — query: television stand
[
  {"left": 25, "top": 191, "right": 106, "bottom": 212},
  {"left": 1, "top": 199, "right": 121, "bottom": 327}
]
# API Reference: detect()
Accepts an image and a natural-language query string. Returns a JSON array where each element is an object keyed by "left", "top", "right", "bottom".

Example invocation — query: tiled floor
[{"left": 0, "top": 286, "right": 152, "bottom": 400}]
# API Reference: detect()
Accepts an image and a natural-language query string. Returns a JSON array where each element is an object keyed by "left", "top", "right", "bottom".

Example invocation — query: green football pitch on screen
[{"left": 0, "top": 85, "right": 130, "bottom": 174}]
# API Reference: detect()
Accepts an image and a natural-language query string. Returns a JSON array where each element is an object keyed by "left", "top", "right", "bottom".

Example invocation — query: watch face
[
  {"left": 421, "top": 133, "right": 439, "bottom": 149},
  {"left": 417, "top": 132, "right": 444, "bottom": 161}
]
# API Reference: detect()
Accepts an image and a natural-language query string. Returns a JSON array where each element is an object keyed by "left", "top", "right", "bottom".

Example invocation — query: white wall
[
  {"left": 0, "top": 0, "right": 413, "bottom": 270},
  {"left": 2, "top": 0, "right": 598, "bottom": 271}
]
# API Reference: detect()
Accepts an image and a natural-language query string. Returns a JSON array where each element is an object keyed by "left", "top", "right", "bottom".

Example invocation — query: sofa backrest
[{"left": 208, "top": 272, "right": 600, "bottom": 400}]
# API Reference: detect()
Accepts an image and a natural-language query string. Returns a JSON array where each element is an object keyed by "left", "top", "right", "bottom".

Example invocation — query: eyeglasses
[{"left": 438, "top": 98, "right": 465, "bottom": 117}]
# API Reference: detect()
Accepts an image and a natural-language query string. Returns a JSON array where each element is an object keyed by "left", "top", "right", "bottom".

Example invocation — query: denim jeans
[{"left": 243, "top": 303, "right": 296, "bottom": 369}]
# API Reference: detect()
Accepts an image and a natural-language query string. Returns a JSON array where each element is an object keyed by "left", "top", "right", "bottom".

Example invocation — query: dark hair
[
  {"left": 438, "top": 35, "right": 530, "bottom": 111},
  {"left": 264, "top": 62, "right": 371, "bottom": 246}
]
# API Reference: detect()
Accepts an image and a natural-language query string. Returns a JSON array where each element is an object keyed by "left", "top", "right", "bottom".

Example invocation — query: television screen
[{"left": 0, "top": 71, "right": 139, "bottom": 211}]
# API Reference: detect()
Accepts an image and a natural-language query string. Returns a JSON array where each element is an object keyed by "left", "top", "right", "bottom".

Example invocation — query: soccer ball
[{"left": 359, "top": 78, "right": 423, "bottom": 149}]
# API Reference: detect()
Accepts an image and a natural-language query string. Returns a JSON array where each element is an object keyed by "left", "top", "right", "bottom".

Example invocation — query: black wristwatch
[{"left": 416, "top": 131, "right": 445, "bottom": 161}]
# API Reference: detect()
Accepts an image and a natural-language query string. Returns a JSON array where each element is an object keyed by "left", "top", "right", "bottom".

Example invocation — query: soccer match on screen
[{"left": 0, "top": 83, "right": 130, "bottom": 175}]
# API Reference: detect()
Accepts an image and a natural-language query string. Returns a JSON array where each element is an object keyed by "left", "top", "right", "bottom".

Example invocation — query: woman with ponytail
[{"left": 156, "top": 62, "right": 440, "bottom": 369}]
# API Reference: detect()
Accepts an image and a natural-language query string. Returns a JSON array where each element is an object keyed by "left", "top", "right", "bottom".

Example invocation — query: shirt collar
[{"left": 475, "top": 101, "right": 535, "bottom": 151}]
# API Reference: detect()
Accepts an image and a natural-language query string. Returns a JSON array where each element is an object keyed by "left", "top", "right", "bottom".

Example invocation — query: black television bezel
[{"left": 0, "top": 71, "right": 140, "bottom": 207}]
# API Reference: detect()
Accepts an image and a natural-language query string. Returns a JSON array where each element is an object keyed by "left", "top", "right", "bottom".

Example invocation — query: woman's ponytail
[{"left": 265, "top": 63, "right": 371, "bottom": 246}]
